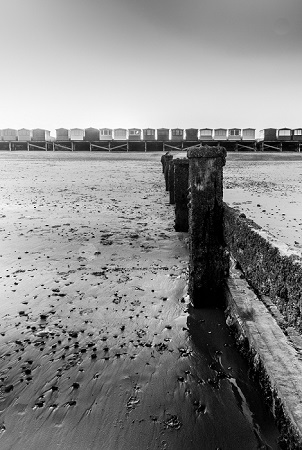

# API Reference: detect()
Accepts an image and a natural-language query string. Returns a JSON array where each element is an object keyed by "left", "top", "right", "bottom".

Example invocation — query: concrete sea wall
[
  {"left": 223, "top": 204, "right": 302, "bottom": 448},
  {"left": 223, "top": 203, "right": 302, "bottom": 333}
]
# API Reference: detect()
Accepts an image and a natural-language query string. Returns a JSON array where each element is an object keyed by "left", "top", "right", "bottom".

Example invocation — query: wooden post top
[
  {"left": 187, "top": 145, "right": 226, "bottom": 161},
  {"left": 173, "top": 155, "right": 189, "bottom": 164}
]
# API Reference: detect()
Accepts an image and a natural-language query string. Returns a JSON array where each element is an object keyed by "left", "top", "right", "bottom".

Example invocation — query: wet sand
[{"left": 0, "top": 151, "right": 283, "bottom": 449}]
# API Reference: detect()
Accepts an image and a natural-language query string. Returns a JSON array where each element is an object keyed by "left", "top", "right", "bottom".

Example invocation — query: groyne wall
[{"left": 162, "top": 149, "right": 302, "bottom": 448}]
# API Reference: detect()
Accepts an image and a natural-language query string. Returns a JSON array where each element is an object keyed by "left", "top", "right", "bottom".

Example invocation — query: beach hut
[
  {"left": 70, "top": 128, "right": 85, "bottom": 140},
  {"left": 1, "top": 128, "right": 18, "bottom": 141},
  {"left": 99, "top": 128, "right": 113, "bottom": 140},
  {"left": 214, "top": 128, "right": 227, "bottom": 140},
  {"left": 171, "top": 128, "right": 184, "bottom": 141},
  {"left": 18, "top": 128, "right": 32, "bottom": 141},
  {"left": 278, "top": 128, "right": 292, "bottom": 140},
  {"left": 32, "top": 129, "right": 51, "bottom": 141},
  {"left": 113, "top": 128, "right": 127, "bottom": 140},
  {"left": 185, "top": 128, "right": 198, "bottom": 141},
  {"left": 199, "top": 128, "right": 213, "bottom": 140},
  {"left": 84, "top": 127, "right": 100, "bottom": 141},
  {"left": 242, "top": 128, "right": 256, "bottom": 140},
  {"left": 128, "top": 128, "right": 141, "bottom": 141},
  {"left": 157, "top": 128, "right": 169, "bottom": 141},
  {"left": 292, "top": 129, "right": 302, "bottom": 141},
  {"left": 143, "top": 128, "right": 155, "bottom": 141},
  {"left": 56, "top": 128, "right": 70, "bottom": 140},
  {"left": 228, "top": 128, "right": 242, "bottom": 140},
  {"left": 259, "top": 128, "right": 277, "bottom": 141}
]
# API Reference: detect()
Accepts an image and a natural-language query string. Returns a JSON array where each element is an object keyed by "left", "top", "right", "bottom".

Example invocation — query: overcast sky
[{"left": 0, "top": 0, "right": 301, "bottom": 136}]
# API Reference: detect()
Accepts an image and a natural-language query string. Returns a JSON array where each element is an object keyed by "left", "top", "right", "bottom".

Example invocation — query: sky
[{"left": 0, "top": 0, "right": 301, "bottom": 137}]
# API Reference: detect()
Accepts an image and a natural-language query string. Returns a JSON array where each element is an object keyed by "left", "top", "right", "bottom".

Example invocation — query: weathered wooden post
[
  {"left": 164, "top": 154, "right": 173, "bottom": 191},
  {"left": 168, "top": 159, "right": 175, "bottom": 204},
  {"left": 160, "top": 152, "right": 171, "bottom": 173},
  {"left": 174, "top": 157, "right": 189, "bottom": 232},
  {"left": 187, "top": 145, "right": 228, "bottom": 307},
  {"left": 161, "top": 154, "right": 165, "bottom": 173}
]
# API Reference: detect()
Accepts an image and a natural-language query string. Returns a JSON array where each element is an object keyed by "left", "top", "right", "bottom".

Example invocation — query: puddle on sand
[{"left": 183, "top": 305, "right": 281, "bottom": 450}]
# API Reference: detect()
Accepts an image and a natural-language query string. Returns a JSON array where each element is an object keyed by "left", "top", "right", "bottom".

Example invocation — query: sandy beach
[
  {"left": 0, "top": 150, "right": 296, "bottom": 449},
  {"left": 224, "top": 152, "right": 302, "bottom": 250}
]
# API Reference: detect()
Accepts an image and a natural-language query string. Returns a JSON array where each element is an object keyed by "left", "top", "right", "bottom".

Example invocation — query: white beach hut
[
  {"left": 199, "top": 128, "right": 213, "bottom": 140},
  {"left": 1, "top": 128, "right": 18, "bottom": 141},
  {"left": 242, "top": 128, "right": 256, "bottom": 140},
  {"left": 18, "top": 128, "right": 32, "bottom": 141},
  {"left": 99, "top": 128, "right": 113, "bottom": 140},
  {"left": 113, "top": 128, "right": 127, "bottom": 140},
  {"left": 70, "top": 128, "right": 85, "bottom": 141},
  {"left": 214, "top": 129, "right": 227, "bottom": 140},
  {"left": 228, "top": 128, "right": 242, "bottom": 140}
]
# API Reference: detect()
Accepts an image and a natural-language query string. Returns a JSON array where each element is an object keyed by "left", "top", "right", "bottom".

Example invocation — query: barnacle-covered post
[{"left": 187, "top": 146, "right": 229, "bottom": 307}]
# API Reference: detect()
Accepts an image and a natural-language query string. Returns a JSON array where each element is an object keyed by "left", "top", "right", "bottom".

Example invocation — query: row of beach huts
[{"left": 0, "top": 127, "right": 302, "bottom": 142}]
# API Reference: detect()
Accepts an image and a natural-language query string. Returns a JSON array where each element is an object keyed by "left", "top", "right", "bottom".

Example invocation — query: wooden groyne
[
  {"left": 163, "top": 147, "right": 229, "bottom": 308},
  {"left": 162, "top": 148, "right": 302, "bottom": 448}
]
